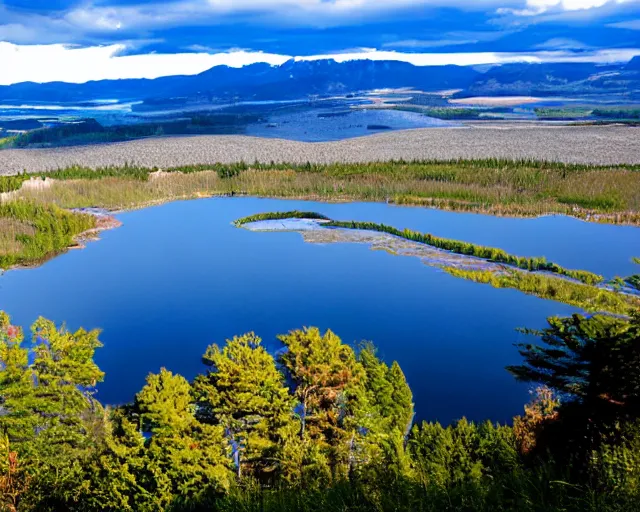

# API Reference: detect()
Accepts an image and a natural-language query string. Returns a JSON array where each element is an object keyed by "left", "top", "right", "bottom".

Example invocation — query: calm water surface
[{"left": 1, "top": 198, "right": 638, "bottom": 424}]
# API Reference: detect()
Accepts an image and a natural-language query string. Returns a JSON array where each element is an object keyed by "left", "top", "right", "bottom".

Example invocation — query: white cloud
[
  {"left": 0, "top": 43, "right": 289, "bottom": 85},
  {"left": 383, "top": 39, "right": 482, "bottom": 49},
  {"left": 0, "top": 1, "right": 521, "bottom": 42},
  {"left": 0, "top": 1, "right": 637, "bottom": 47},
  {"left": 499, "top": 0, "right": 639, "bottom": 16},
  {"left": 609, "top": 18, "right": 640, "bottom": 29},
  {"left": 533, "top": 37, "right": 592, "bottom": 49},
  {"left": 1, "top": 43, "right": 639, "bottom": 86}
]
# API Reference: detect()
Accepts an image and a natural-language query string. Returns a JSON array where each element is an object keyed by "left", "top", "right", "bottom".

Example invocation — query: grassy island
[
  {"left": 2, "top": 309, "right": 640, "bottom": 511},
  {"left": 234, "top": 211, "right": 639, "bottom": 315}
]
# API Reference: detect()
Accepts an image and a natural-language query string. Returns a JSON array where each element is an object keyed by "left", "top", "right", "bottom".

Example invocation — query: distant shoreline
[{"left": 0, "top": 125, "right": 638, "bottom": 175}]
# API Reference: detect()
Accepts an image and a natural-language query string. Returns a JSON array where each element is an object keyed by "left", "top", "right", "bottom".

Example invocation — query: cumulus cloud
[{"left": 2, "top": 42, "right": 639, "bottom": 86}]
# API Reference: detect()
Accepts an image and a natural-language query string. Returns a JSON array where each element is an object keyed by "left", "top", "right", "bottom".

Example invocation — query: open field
[{"left": 0, "top": 126, "right": 639, "bottom": 174}]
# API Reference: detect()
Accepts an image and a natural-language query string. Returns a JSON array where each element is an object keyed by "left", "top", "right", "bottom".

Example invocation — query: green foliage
[
  {"left": 234, "top": 211, "right": 330, "bottom": 227},
  {"left": 278, "top": 327, "right": 366, "bottom": 479},
  {"left": 508, "top": 313, "right": 640, "bottom": 421},
  {"left": 535, "top": 107, "right": 592, "bottom": 119},
  {"left": 2, "top": 114, "right": 262, "bottom": 149},
  {"left": 508, "top": 313, "right": 640, "bottom": 476},
  {"left": 626, "top": 258, "right": 640, "bottom": 291},
  {"left": 193, "top": 333, "right": 297, "bottom": 481},
  {"left": 0, "top": 201, "right": 96, "bottom": 269},
  {"left": 592, "top": 108, "right": 640, "bottom": 120},
  {"left": 392, "top": 106, "right": 482, "bottom": 119},
  {"left": 2, "top": 309, "right": 640, "bottom": 510},
  {"left": 0, "top": 313, "right": 106, "bottom": 509},
  {"left": 445, "top": 267, "right": 637, "bottom": 315}
]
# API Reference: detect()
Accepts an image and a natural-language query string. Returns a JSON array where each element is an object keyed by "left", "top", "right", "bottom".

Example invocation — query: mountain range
[{"left": 1, "top": 57, "right": 639, "bottom": 104}]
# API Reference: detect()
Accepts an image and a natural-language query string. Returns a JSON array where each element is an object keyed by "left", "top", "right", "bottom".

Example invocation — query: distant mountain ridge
[{"left": 0, "top": 58, "right": 638, "bottom": 103}]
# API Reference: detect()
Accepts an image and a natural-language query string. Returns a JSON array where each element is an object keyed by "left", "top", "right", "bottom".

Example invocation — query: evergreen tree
[
  {"left": 278, "top": 327, "right": 365, "bottom": 479},
  {"left": 356, "top": 344, "right": 414, "bottom": 477},
  {"left": 508, "top": 313, "right": 640, "bottom": 426},
  {"left": 507, "top": 312, "right": 640, "bottom": 469},
  {"left": 134, "top": 368, "right": 233, "bottom": 509},
  {"left": 0, "top": 312, "right": 107, "bottom": 509},
  {"left": 193, "top": 333, "right": 297, "bottom": 481}
]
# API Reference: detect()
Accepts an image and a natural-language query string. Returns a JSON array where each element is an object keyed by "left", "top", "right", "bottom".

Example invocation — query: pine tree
[
  {"left": 0, "top": 312, "right": 108, "bottom": 508},
  {"left": 508, "top": 312, "right": 640, "bottom": 424},
  {"left": 507, "top": 312, "right": 640, "bottom": 469},
  {"left": 192, "top": 333, "right": 297, "bottom": 481},
  {"left": 135, "top": 368, "right": 233, "bottom": 508},
  {"left": 278, "top": 327, "right": 365, "bottom": 479}
]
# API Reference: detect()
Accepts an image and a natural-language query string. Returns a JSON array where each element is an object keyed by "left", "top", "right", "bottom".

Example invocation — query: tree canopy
[{"left": 1, "top": 310, "right": 639, "bottom": 511}]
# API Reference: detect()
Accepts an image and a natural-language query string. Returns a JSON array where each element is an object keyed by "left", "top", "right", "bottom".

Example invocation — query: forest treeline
[{"left": 1, "top": 310, "right": 640, "bottom": 511}]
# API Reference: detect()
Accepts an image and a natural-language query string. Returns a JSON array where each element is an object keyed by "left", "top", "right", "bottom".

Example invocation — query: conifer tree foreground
[{"left": 1, "top": 310, "right": 639, "bottom": 511}]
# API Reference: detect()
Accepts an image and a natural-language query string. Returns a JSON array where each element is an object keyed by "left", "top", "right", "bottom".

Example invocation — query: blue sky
[{"left": 1, "top": 0, "right": 640, "bottom": 84}]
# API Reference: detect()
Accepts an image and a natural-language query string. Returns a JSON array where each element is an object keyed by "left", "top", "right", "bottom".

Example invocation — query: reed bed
[
  {"left": 233, "top": 211, "right": 638, "bottom": 314},
  {"left": 2, "top": 159, "right": 638, "bottom": 224},
  {"left": 0, "top": 201, "right": 95, "bottom": 269},
  {"left": 445, "top": 268, "right": 638, "bottom": 315},
  {"left": 234, "top": 212, "right": 603, "bottom": 284},
  {"left": 0, "top": 218, "right": 34, "bottom": 256}
]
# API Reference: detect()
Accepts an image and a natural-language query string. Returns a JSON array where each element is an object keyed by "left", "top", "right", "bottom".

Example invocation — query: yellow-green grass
[
  {"left": 0, "top": 218, "right": 35, "bottom": 256},
  {"left": 4, "top": 160, "right": 640, "bottom": 224},
  {"left": 0, "top": 201, "right": 96, "bottom": 269},
  {"left": 445, "top": 268, "right": 639, "bottom": 316}
]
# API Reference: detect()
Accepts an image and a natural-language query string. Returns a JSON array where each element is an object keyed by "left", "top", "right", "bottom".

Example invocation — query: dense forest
[{"left": 1, "top": 309, "right": 639, "bottom": 511}]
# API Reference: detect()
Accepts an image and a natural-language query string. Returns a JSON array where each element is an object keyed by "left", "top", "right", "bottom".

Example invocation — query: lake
[{"left": 1, "top": 198, "right": 638, "bottom": 424}]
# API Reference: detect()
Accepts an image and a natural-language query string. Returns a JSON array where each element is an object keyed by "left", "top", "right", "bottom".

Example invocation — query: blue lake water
[{"left": 1, "top": 198, "right": 638, "bottom": 424}]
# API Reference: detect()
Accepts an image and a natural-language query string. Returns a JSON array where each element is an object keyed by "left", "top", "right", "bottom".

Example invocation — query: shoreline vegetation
[
  {"left": 0, "top": 159, "right": 638, "bottom": 224},
  {"left": 0, "top": 202, "right": 98, "bottom": 270},
  {"left": 0, "top": 157, "right": 637, "bottom": 277},
  {"left": 2, "top": 310, "right": 640, "bottom": 511},
  {"left": 234, "top": 211, "right": 640, "bottom": 315}
]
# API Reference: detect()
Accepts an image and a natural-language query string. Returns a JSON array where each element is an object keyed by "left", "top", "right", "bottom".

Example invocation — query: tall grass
[
  {"left": 0, "top": 201, "right": 95, "bottom": 269},
  {"left": 234, "top": 211, "right": 330, "bottom": 227},
  {"left": 445, "top": 268, "right": 637, "bottom": 315},
  {"left": 2, "top": 159, "right": 639, "bottom": 224},
  {"left": 234, "top": 212, "right": 603, "bottom": 285}
]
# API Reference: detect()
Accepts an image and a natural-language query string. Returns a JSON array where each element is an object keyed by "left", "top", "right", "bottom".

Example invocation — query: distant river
[{"left": 1, "top": 198, "right": 638, "bottom": 424}]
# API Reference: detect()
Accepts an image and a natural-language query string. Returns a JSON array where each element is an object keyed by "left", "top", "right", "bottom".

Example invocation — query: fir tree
[{"left": 193, "top": 333, "right": 297, "bottom": 481}]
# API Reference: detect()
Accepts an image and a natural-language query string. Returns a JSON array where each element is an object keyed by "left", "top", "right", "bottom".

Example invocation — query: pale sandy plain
[{"left": 0, "top": 125, "right": 638, "bottom": 175}]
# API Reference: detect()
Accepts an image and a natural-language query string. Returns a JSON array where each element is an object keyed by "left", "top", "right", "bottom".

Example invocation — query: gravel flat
[{"left": 0, "top": 125, "right": 638, "bottom": 174}]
